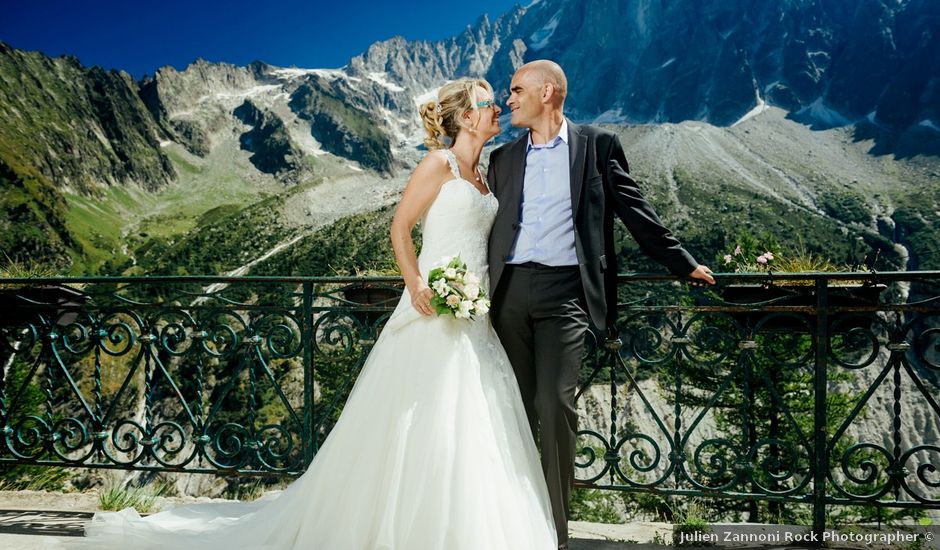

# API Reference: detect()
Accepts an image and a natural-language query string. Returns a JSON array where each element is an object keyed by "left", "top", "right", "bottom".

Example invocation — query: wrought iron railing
[{"left": 0, "top": 272, "right": 938, "bottom": 536}]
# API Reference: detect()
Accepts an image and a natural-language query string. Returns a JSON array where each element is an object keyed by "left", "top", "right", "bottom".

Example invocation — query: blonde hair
[{"left": 419, "top": 78, "right": 494, "bottom": 150}]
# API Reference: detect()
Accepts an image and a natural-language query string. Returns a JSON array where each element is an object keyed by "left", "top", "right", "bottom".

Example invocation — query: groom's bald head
[{"left": 515, "top": 60, "right": 567, "bottom": 106}]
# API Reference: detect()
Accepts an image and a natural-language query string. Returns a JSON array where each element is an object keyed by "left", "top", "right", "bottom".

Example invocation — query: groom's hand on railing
[{"left": 689, "top": 265, "right": 716, "bottom": 287}]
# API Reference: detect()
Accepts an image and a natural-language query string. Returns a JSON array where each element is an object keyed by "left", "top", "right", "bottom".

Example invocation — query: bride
[{"left": 56, "top": 78, "right": 558, "bottom": 550}]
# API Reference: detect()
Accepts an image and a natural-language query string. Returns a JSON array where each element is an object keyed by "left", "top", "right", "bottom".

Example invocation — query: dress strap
[
  {"left": 441, "top": 148, "right": 490, "bottom": 193},
  {"left": 441, "top": 149, "right": 461, "bottom": 181}
]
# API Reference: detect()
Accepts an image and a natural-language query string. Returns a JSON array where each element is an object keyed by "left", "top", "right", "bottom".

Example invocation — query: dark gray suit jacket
[{"left": 487, "top": 120, "right": 698, "bottom": 332}]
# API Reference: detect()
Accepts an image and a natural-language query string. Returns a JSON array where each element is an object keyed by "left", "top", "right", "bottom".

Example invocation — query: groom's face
[{"left": 507, "top": 69, "right": 543, "bottom": 129}]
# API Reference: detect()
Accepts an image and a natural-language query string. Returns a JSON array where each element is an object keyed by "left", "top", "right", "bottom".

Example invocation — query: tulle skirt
[{"left": 54, "top": 307, "right": 557, "bottom": 550}]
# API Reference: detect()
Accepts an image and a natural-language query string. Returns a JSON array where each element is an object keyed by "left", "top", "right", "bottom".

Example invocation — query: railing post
[
  {"left": 0, "top": 345, "right": 10, "bottom": 453},
  {"left": 302, "top": 281, "right": 314, "bottom": 467},
  {"left": 812, "top": 277, "right": 829, "bottom": 541}
]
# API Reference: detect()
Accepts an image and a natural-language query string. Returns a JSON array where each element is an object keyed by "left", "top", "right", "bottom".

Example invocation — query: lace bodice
[
  {"left": 384, "top": 150, "right": 498, "bottom": 332},
  {"left": 417, "top": 149, "right": 498, "bottom": 287}
]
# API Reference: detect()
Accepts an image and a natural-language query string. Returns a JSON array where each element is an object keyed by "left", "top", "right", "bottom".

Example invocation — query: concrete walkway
[
  {"left": 0, "top": 490, "right": 669, "bottom": 549},
  {"left": 2, "top": 491, "right": 936, "bottom": 549},
  {"left": 0, "top": 510, "right": 665, "bottom": 549}
]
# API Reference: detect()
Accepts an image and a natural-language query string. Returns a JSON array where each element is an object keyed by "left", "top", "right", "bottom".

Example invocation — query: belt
[{"left": 507, "top": 262, "right": 580, "bottom": 272}]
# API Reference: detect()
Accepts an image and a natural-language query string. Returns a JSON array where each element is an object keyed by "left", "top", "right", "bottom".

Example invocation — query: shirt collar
[{"left": 526, "top": 118, "right": 569, "bottom": 150}]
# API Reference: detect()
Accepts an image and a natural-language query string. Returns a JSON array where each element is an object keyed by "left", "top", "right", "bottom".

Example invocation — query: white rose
[
  {"left": 456, "top": 300, "right": 473, "bottom": 318},
  {"left": 465, "top": 283, "right": 480, "bottom": 300},
  {"left": 473, "top": 299, "right": 490, "bottom": 315},
  {"left": 431, "top": 278, "right": 449, "bottom": 295},
  {"left": 444, "top": 268, "right": 458, "bottom": 279},
  {"left": 446, "top": 294, "right": 460, "bottom": 307}
]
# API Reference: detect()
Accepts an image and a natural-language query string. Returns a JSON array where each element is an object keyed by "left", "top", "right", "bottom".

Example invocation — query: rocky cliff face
[
  {"left": 328, "top": 0, "right": 940, "bottom": 136},
  {"left": 0, "top": 43, "right": 175, "bottom": 195},
  {"left": 471, "top": 0, "right": 939, "bottom": 132},
  {"left": 139, "top": 59, "right": 398, "bottom": 173},
  {"left": 233, "top": 99, "right": 304, "bottom": 176},
  {"left": 319, "top": 0, "right": 939, "bottom": 150},
  {"left": 346, "top": 10, "right": 525, "bottom": 92},
  {"left": 287, "top": 76, "right": 394, "bottom": 173},
  {"left": 0, "top": 42, "right": 175, "bottom": 267}
]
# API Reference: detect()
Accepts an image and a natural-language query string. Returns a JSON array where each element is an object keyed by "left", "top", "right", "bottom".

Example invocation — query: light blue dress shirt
[{"left": 507, "top": 118, "right": 578, "bottom": 266}]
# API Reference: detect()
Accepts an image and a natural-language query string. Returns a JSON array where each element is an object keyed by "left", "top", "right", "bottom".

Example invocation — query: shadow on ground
[{"left": 0, "top": 509, "right": 89, "bottom": 537}]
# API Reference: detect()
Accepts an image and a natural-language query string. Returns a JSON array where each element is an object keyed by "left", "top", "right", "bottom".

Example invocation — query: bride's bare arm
[{"left": 391, "top": 152, "right": 449, "bottom": 315}]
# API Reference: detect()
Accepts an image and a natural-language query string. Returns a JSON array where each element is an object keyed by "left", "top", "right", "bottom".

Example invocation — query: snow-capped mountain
[
  {"left": 140, "top": 0, "right": 940, "bottom": 183},
  {"left": 367, "top": 0, "right": 939, "bottom": 130},
  {"left": 1, "top": 0, "right": 938, "bottom": 272}
]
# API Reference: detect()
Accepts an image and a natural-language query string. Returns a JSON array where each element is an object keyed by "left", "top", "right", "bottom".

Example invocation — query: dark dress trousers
[{"left": 487, "top": 121, "right": 698, "bottom": 547}]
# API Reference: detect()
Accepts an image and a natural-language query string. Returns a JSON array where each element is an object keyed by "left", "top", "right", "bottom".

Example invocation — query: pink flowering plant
[
  {"left": 717, "top": 231, "right": 783, "bottom": 273},
  {"left": 721, "top": 244, "right": 780, "bottom": 273},
  {"left": 719, "top": 232, "right": 869, "bottom": 284},
  {"left": 428, "top": 255, "right": 491, "bottom": 320}
]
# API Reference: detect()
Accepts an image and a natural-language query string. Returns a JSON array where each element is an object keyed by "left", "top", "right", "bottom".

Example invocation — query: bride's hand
[{"left": 410, "top": 282, "right": 435, "bottom": 316}]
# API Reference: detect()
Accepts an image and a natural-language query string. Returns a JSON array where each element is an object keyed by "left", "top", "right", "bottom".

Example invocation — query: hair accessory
[{"left": 435, "top": 103, "right": 443, "bottom": 114}]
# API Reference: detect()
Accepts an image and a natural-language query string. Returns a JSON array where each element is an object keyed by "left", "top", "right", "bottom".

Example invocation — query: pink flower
[
  {"left": 764, "top": 252, "right": 775, "bottom": 260},
  {"left": 723, "top": 254, "right": 733, "bottom": 265},
  {"left": 734, "top": 245, "right": 742, "bottom": 256},
  {"left": 756, "top": 254, "right": 768, "bottom": 264},
  {"left": 446, "top": 294, "right": 460, "bottom": 307}
]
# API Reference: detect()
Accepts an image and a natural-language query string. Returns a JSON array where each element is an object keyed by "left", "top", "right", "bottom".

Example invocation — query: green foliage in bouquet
[{"left": 427, "top": 256, "right": 490, "bottom": 320}]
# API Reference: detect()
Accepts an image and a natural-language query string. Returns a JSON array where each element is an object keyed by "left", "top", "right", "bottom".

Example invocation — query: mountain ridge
[{"left": 1, "top": 0, "right": 939, "bottom": 272}]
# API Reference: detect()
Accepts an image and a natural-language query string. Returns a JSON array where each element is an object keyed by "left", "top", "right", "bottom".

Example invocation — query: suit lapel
[
  {"left": 503, "top": 133, "right": 528, "bottom": 220},
  {"left": 568, "top": 120, "right": 587, "bottom": 218}
]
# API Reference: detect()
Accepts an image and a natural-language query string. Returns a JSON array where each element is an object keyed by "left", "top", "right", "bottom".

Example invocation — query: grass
[
  {"left": 57, "top": 139, "right": 297, "bottom": 274},
  {"left": 97, "top": 479, "right": 174, "bottom": 513},
  {"left": 569, "top": 487, "right": 626, "bottom": 523},
  {"left": 671, "top": 498, "right": 712, "bottom": 546},
  {"left": 63, "top": 188, "right": 147, "bottom": 272},
  {"left": 222, "top": 478, "right": 268, "bottom": 501},
  {"left": 0, "top": 253, "right": 59, "bottom": 280},
  {"left": 0, "top": 466, "right": 70, "bottom": 491},
  {"left": 162, "top": 147, "right": 204, "bottom": 176},
  {"left": 130, "top": 191, "right": 297, "bottom": 275},
  {"left": 130, "top": 160, "right": 281, "bottom": 241}
]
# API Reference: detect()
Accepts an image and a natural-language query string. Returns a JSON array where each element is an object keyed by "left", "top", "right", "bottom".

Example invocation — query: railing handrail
[{"left": 1, "top": 270, "right": 939, "bottom": 285}]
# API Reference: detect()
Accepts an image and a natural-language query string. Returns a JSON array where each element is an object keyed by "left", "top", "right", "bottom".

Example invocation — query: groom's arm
[{"left": 603, "top": 134, "right": 699, "bottom": 276}]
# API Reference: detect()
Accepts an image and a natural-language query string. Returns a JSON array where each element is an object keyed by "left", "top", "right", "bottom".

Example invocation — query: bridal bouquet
[{"left": 428, "top": 256, "right": 490, "bottom": 320}]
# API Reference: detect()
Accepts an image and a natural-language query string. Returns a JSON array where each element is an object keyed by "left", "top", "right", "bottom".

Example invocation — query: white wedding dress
[{"left": 55, "top": 149, "right": 557, "bottom": 550}]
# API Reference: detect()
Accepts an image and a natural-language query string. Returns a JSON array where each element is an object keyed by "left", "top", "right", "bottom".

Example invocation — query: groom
[{"left": 487, "top": 60, "right": 714, "bottom": 549}]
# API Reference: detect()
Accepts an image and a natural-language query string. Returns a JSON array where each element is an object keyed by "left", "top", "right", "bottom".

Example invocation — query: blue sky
[{"left": 0, "top": 0, "right": 521, "bottom": 78}]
